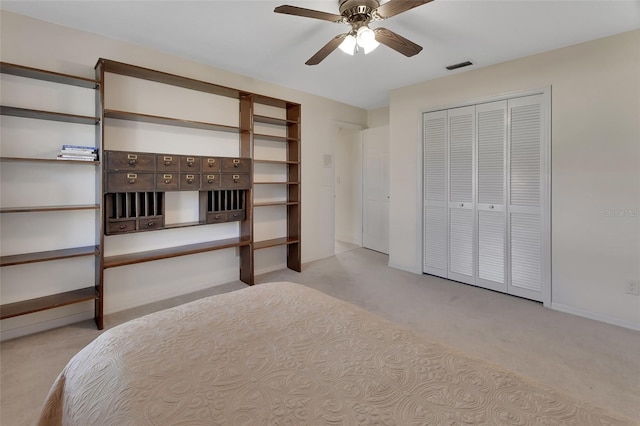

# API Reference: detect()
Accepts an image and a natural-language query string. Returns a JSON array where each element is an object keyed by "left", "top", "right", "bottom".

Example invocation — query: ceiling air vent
[{"left": 446, "top": 61, "right": 473, "bottom": 71}]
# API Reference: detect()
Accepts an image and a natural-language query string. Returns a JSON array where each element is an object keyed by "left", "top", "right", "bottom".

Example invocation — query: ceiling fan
[{"left": 274, "top": 0, "right": 433, "bottom": 65}]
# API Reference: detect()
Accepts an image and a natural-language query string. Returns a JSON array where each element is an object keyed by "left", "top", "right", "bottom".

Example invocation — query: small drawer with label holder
[
  {"left": 220, "top": 173, "right": 250, "bottom": 189},
  {"left": 201, "top": 174, "right": 220, "bottom": 190},
  {"left": 106, "top": 151, "right": 154, "bottom": 171},
  {"left": 180, "top": 156, "right": 201, "bottom": 172},
  {"left": 202, "top": 157, "right": 221, "bottom": 172},
  {"left": 106, "top": 172, "right": 155, "bottom": 192},
  {"left": 156, "top": 154, "right": 180, "bottom": 172},
  {"left": 155, "top": 173, "right": 179, "bottom": 191},
  {"left": 179, "top": 173, "right": 201, "bottom": 190},
  {"left": 221, "top": 157, "right": 251, "bottom": 173}
]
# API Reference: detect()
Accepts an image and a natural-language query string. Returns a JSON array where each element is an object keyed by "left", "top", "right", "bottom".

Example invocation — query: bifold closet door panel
[
  {"left": 507, "top": 94, "right": 545, "bottom": 302},
  {"left": 447, "top": 105, "right": 475, "bottom": 284},
  {"left": 422, "top": 110, "right": 448, "bottom": 277},
  {"left": 476, "top": 101, "right": 507, "bottom": 292}
]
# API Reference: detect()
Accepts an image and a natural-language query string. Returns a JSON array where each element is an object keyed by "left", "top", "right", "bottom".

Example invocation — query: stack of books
[{"left": 57, "top": 145, "right": 98, "bottom": 161}]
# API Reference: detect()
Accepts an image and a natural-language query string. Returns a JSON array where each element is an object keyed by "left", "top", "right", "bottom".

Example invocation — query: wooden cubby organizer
[{"left": 0, "top": 62, "right": 101, "bottom": 324}]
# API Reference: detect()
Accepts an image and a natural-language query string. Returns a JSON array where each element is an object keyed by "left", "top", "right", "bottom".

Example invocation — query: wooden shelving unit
[
  {"left": 250, "top": 95, "right": 301, "bottom": 275},
  {"left": 103, "top": 238, "right": 250, "bottom": 269},
  {"left": 104, "top": 109, "right": 240, "bottom": 133},
  {"left": 0, "top": 288, "right": 98, "bottom": 320},
  {"left": 0, "top": 62, "right": 101, "bottom": 326},
  {"left": 96, "top": 58, "right": 287, "bottom": 311},
  {"left": 1, "top": 59, "right": 302, "bottom": 330},
  {"left": 0, "top": 246, "right": 98, "bottom": 267},
  {"left": 0, "top": 157, "right": 99, "bottom": 165}
]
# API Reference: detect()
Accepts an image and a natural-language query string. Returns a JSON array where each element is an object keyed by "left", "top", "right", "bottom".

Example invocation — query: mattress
[{"left": 38, "top": 281, "right": 632, "bottom": 425}]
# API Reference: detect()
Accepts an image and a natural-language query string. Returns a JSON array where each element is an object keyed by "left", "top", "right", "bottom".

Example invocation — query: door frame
[{"left": 418, "top": 86, "right": 551, "bottom": 307}]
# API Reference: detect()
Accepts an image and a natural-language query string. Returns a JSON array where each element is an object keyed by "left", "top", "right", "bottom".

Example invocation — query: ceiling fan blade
[
  {"left": 274, "top": 5, "right": 343, "bottom": 23},
  {"left": 374, "top": 27, "right": 423, "bottom": 57},
  {"left": 375, "top": 0, "right": 433, "bottom": 19},
  {"left": 305, "top": 34, "right": 347, "bottom": 66}
]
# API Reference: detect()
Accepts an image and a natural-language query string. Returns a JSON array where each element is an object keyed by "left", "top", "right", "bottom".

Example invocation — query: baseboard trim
[
  {"left": 551, "top": 302, "right": 640, "bottom": 331},
  {"left": 0, "top": 311, "right": 94, "bottom": 342}
]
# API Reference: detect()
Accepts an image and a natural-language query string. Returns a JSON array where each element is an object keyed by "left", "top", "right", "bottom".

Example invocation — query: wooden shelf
[
  {"left": 253, "top": 115, "right": 299, "bottom": 126},
  {"left": 253, "top": 201, "right": 299, "bottom": 207},
  {"left": 98, "top": 59, "right": 240, "bottom": 99},
  {"left": 0, "top": 246, "right": 98, "bottom": 267},
  {"left": 253, "top": 95, "right": 297, "bottom": 109},
  {"left": 104, "top": 109, "right": 240, "bottom": 133},
  {"left": 0, "top": 106, "right": 99, "bottom": 125},
  {"left": 253, "top": 181, "right": 299, "bottom": 185},
  {"left": 0, "top": 287, "right": 97, "bottom": 320},
  {"left": 103, "top": 237, "right": 250, "bottom": 269},
  {"left": 254, "top": 237, "right": 299, "bottom": 250},
  {"left": 254, "top": 133, "right": 298, "bottom": 143},
  {"left": 1, "top": 62, "right": 98, "bottom": 88},
  {"left": 253, "top": 159, "right": 299, "bottom": 165},
  {"left": 0, "top": 157, "right": 99, "bottom": 165},
  {"left": 0, "top": 204, "right": 99, "bottom": 213}
]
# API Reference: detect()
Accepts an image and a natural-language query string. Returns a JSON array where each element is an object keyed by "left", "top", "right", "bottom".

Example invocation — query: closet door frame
[{"left": 419, "top": 86, "right": 551, "bottom": 307}]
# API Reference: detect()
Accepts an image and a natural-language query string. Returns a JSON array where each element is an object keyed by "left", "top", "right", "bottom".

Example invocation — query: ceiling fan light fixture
[
  {"left": 339, "top": 34, "right": 357, "bottom": 55},
  {"left": 356, "top": 26, "right": 379, "bottom": 53}
]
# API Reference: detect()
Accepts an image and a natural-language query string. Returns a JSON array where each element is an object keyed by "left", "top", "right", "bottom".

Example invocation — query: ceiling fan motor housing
[{"left": 339, "top": 0, "right": 380, "bottom": 27}]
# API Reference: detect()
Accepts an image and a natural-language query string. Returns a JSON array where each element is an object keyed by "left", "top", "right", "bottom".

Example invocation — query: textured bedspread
[{"left": 39, "top": 282, "right": 632, "bottom": 425}]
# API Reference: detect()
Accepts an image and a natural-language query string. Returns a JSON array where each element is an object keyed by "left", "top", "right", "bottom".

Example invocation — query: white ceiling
[{"left": 2, "top": 1, "right": 640, "bottom": 109}]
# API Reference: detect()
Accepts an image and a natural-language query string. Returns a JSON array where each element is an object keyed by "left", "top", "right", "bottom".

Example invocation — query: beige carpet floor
[{"left": 1, "top": 248, "right": 639, "bottom": 425}]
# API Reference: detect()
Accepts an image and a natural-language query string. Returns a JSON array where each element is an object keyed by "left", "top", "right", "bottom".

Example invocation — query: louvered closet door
[
  {"left": 448, "top": 106, "right": 475, "bottom": 285},
  {"left": 423, "top": 110, "right": 448, "bottom": 277},
  {"left": 507, "top": 95, "right": 546, "bottom": 302},
  {"left": 475, "top": 101, "right": 507, "bottom": 293}
]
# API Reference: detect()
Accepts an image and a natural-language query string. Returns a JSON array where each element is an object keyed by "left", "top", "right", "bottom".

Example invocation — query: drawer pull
[
  {"left": 127, "top": 173, "right": 137, "bottom": 184},
  {"left": 233, "top": 159, "right": 240, "bottom": 167},
  {"left": 214, "top": 215, "right": 220, "bottom": 220},
  {"left": 119, "top": 224, "right": 126, "bottom": 230},
  {"left": 208, "top": 179, "right": 215, "bottom": 184},
  {"left": 164, "top": 156, "right": 173, "bottom": 166},
  {"left": 127, "top": 154, "right": 137, "bottom": 165},
  {"left": 233, "top": 174, "right": 240, "bottom": 183},
  {"left": 186, "top": 157, "right": 195, "bottom": 167},
  {"left": 164, "top": 179, "right": 172, "bottom": 184},
  {"left": 163, "top": 174, "right": 173, "bottom": 184},
  {"left": 186, "top": 174, "right": 195, "bottom": 184},
  {"left": 232, "top": 213, "right": 239, "bottom": 218},
  {"left": 207, "top": 159, "right": 216, "bottom": 167},
  {"left": 147, "top": 221, "right": 155, "bottom": 227}
]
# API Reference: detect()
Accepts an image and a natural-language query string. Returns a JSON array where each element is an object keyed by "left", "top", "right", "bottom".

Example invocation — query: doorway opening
[{"left": 334, "top": 126, "right": 363, "bottom": 254}]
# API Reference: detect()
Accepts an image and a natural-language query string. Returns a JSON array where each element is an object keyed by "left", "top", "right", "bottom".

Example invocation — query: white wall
[
  {"left": 334, "top": 128, "right": 363, "bottom": 246},
  {"left": 388, "top": 29, "right": 640, "bottom": 330},
  {"left": 0, "top": 10, "right": 366, "bottom": 338}
]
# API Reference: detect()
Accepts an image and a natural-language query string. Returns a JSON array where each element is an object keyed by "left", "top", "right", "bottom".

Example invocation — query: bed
[{"left": 39, "top": 282, "right": 632, "bottom": 425}]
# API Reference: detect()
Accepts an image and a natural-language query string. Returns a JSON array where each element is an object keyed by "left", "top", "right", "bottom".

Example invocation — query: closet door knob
[
  {"left": 489, "top": 205, "right": 494, "bottom": 209},
  {"left": 459, "top": 203, "right": 464, "bottom": 207}
]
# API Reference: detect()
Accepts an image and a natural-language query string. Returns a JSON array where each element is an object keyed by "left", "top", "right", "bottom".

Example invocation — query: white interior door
[
  {"left": 447, "top": 106, "right": 476, "bottom": 285},
  {"left": 475, "top": 100, "right": 507, "bottom": 293},
  {"left": 363, "top": 126, "right": 389, "bottom": 254},
  {"left": 423, "top": 110, "right": 448, "bottom": 277},
  {"left": 507, "top": 94, "right": 546, "bottom": 302}
]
